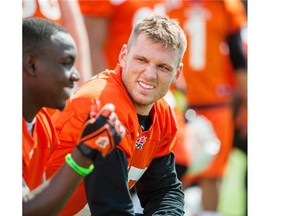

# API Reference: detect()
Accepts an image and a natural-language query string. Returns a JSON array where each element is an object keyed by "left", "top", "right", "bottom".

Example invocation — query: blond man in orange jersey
[
  {"left": 45, "top": 15, "right": 187, "bottom": 215},
  {"left": 79, "top": 2, "right": 191, "bottom": 210}
]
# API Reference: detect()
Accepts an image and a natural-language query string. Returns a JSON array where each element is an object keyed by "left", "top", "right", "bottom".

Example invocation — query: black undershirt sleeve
[
  {"left": 135, "top": 153, "right": 185, "bottom": 215},
  {"left": 227, "top": 31, "right": 247, "bottom": 71},
  {"left": 84, "top": 148, "right": 134, "bottom": 216}
]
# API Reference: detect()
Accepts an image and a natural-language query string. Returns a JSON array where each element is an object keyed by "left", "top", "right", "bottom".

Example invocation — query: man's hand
[{"left": 77, "top": 103, "right": 125, "bottom": 159}]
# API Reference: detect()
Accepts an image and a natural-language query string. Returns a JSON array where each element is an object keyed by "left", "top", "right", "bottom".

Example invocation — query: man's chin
[{"left": 55, "top": 102, "right": 67, "bottom": 111}]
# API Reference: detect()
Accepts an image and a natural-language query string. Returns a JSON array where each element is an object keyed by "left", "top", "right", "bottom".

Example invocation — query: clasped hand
[{"left": 77, "top": 103, "right": 125, "bottom": 159}]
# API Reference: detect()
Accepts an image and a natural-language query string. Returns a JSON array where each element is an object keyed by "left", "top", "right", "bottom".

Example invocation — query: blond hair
[{"left": 127, "top": 14, "right": 187, "bottom": 67}]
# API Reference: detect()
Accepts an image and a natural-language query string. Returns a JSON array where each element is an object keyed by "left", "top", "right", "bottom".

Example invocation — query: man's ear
[
  {"left": 118, "top": 44, "right": 127, "bottom": 67},
  {"left": 174, "top": 63, "right": 183, "bottom": 82},
  {"left": 23, "top": 54, "right": 37, "bottom": 77}
]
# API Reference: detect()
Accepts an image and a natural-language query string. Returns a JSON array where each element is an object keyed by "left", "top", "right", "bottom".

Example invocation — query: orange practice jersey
[
  {"left": 45, "top": 64, "right": 177, "bottom": 215},
  {"left": 167, "top": 0, "right": 247, "bottom": 106},
  {"left": 78, "top": 0, "right": 167, "bottom": 69},
  {"left": 22, "top": 108, "right": 58, "bottom": 190}
]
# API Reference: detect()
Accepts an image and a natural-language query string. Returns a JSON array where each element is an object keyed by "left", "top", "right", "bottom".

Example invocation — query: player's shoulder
[{"left": 154, "top": 98, "right": 175, "bottom": 120}]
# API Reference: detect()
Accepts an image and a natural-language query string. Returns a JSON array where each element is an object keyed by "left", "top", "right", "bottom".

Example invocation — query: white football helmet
[{"left": 185, "top": 109, "right": 220, "bottom": 175}]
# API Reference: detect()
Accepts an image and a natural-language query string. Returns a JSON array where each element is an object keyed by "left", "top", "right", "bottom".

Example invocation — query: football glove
[{"left": 77, "top": 103, "right": 125, "bottom": 160}]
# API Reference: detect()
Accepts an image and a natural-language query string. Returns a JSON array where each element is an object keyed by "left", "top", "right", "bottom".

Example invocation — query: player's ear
[
  {"left": 23, "top": 53, "right": 37, "bottom": 77},
  {"left": 174, "top": 62, "right": 183, "bottom": 82},
  {"left": 118, "top": 44, "right": 127, "bottom": 67}
]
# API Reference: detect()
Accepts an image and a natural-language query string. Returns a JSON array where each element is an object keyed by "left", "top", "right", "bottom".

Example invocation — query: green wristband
[{"left": 65, "top": 153, "right": 94, "bottom": 176}]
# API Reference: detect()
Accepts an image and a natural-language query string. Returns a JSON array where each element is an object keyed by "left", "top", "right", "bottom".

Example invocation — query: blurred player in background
[
  {"left": 167, "top": 0, "right": 247, "bottom": 215},
  {"left": 218, "top": 2, "right": 248, "bottom": 215}
]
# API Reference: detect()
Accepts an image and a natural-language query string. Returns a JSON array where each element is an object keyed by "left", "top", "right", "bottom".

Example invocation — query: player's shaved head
[{"left": 23, "top": 17, "right": 68, "bottom": 55}]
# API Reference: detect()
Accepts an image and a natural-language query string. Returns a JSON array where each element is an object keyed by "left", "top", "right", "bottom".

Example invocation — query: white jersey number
[
  {"left": 184, "top": 6, "right": 210, "bottom": 70},
  {"left": 22, "top": 0, "right": 61, "bottom": 20}
]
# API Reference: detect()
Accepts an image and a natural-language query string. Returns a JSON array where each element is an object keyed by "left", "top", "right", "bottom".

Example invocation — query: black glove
[{"left": 77, "top": 103, "right": 125, "bottom": 160}]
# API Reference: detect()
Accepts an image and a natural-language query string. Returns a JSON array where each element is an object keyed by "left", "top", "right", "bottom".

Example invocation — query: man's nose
[
  {"left": 144, "top": 64, "right": 157, "bottom": 79},
  {"left": 70, "top": 67, "right": 80, "bottom": 82}
]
